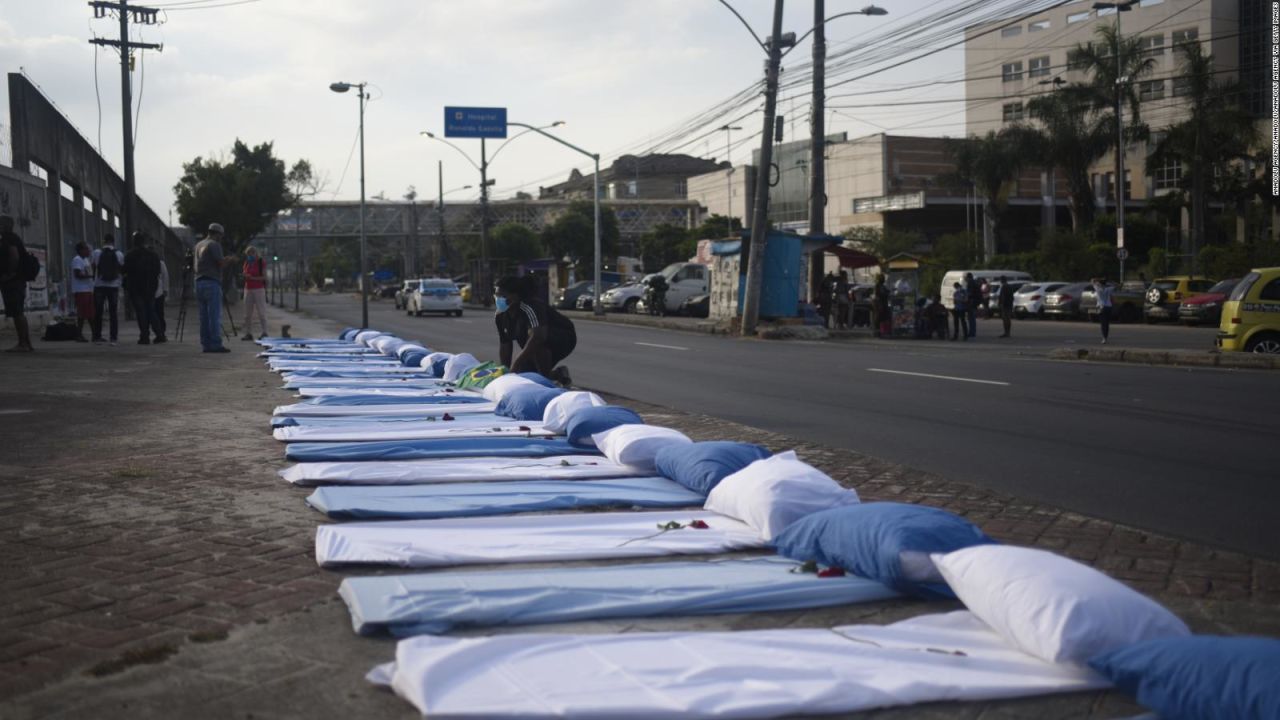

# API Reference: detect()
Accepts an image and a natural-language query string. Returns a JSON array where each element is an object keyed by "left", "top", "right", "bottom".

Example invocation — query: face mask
[{"left": 495, "top": 297, "right": 509, "bottom": 312}]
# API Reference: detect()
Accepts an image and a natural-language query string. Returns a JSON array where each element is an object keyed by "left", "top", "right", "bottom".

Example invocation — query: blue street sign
[{"left": 443, "top": 106, "right": 507, "bottom": 139}]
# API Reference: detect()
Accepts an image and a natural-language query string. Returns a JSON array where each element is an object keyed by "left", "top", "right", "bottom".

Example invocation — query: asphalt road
[{"left": 285, "top": 293, "right": 1279, "bottom": 560}]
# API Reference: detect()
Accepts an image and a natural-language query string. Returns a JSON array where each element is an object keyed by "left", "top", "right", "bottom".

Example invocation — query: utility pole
[
  {"left": 89, "top": 1, "right": 161, "bottom": 247},
  {"left": 741, "top": 0, "right": 788, "bottom": 336},
  {"left": 404, "top": 186, "right": 417, "bottom": 278},
  {"left": 437, "top": 161, "right": 447, "bottom": 275},
  {"left": 479, "top": 138, "right": 492, "bottom": 307},
  {"left": 808, "top": 0, "right": 826, "bottom": 303}
]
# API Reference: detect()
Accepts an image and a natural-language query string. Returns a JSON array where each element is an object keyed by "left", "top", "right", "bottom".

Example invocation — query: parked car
[
  {"left": 1216, "top": 267, "right": 1280, "bottom": 353},
  {"left": 940, "top": 269, "right": 1033, "bottom": 309},
  {"left": 985, "top": 280, "right": 1030, "bottom": 318},
  {"left": 1144, "top": 276, "right": 1217, "bottom": 323},
  {"left": 633, "top": 262, "right": 712, "bottom": 315},
  {"left": 1080, "top": 280, "right": 1146, "bottom": 323},
  {"left": 681, "top": 293, "right": 710, "bottom": 318},
  {"left": 1177, "top": 278, "right": 1240, "bottom": 326},
  {"left": 407, "top": 278, "right": 463, "bottom": 317},
  {"left": 1012, "top": 282, "right": 1068, "bottom": 319},
  {"left": 1041, "top": 282, "right": 1091, "bottom": 320},
  {"left": 558, "top": 281, "right": 615, "bottom": 310},
  {"left": 600, "top": 278, "right": 650, "bottom": 313},
  {"left": 394, "top": 279, "right": 420, "bottom": 309}
]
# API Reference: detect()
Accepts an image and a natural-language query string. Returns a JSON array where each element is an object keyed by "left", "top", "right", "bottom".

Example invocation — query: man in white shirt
[
  {"left": 70, "top": 241, "right": 95, "bottom": 342},
  {"left": 91, "top": 234, "right": 125, "bottom": 345}
]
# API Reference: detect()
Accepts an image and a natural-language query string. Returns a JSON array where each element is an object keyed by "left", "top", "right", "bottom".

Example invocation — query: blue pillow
[
  {"left": 1090, "top": 636, "right": 1280, "bottom": 720},
  {"left": 496, "top": 385, "right": 564, "bottom": 421},
  {"left": 516, "top": 372, "right": 558, "bottom": 389},
  {"left": 429, "top": 356, "right": 449, "bottom": 378},
  {"left": 565, "top": 406, "right": 644, "bottom": 447},
  {"left": 401, "top": 350, "right": 428, "bottom": 368},
  {"left": 653, "top": 441, "right": 772, "bottom": 495},
  {"left": 339, "top": 327, "right": 358, "bottom": 340},
  {"left": 772, "top": 502, "right": 996, "bottom": 599}
]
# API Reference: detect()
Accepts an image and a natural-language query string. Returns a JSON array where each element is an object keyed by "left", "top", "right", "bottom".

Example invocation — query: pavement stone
[{"left": 1, "top": 305, "right": 1277, "bottom": 719}]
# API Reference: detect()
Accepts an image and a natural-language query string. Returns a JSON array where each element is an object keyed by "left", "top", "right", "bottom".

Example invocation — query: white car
[
  {"left": 600, "top": 278, "right": 652, "bottom": 313},
  {"left": 408, "top": 278, "right": 463, "bottom": 317},
  {"left": 1013, "top": 282, "right": 1068, "bottom": 319},
  {"left": 394, "top": 279, "right": 420, "bottom": 310}
]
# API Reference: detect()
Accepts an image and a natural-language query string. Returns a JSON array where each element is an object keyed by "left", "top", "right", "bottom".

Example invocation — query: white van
[
  {"left": 657, "top": 261, "right": 710, "bottom": 312},
  {"left": 940, "top": 269, "right": 1033, "bottom": 309}
]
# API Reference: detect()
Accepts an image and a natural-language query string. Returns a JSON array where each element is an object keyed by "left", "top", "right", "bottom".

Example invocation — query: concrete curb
[{"left": 1049, "top": 346, "right": 1280, "bottom": 370}]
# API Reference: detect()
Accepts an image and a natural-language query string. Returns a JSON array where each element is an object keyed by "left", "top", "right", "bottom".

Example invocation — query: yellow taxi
[{"left": 1217, "top": 267, "right": 1280, "bottom": 353}]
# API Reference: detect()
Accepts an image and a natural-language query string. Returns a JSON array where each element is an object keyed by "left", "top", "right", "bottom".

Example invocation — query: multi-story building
[{"left": 538, "top": 153, "right": 726, "bottom": 202}]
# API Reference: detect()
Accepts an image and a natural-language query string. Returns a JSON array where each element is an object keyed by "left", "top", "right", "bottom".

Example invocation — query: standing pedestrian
[
  {"left": 123, "top": 231, "right": 161, "bottom": 345},
  {"left": 240, "top": 245, "right": 268, "bottom": 340},
  {"left": 964, "top": 272, "right": 981, "bottom": 338},
  {"left": 91, "top": 233, "right": 124, "bottom": 345},
  {"left": 997, "top": 275, "right": 1015, "bottom": 338},
  {"left": 0, "top": 215, "right": 34, "bottom": 352},
  {"left": 153, "top": 255, "right": 169, "bottom": 343},
  {"left": 70, "top": 241, "right": 95, "bottom": 342},
  {"left": 834, "top": 271, "right": 851, "bottom": 330},
  {"left": 195, "top": 223, "right": 232, "bottom": 353},
  {"left": 951, "top": 281, "right": 969, "bottom": 341},
  {"left": 1092, "top": 276, "right": 1113, "bottom": 345},
  {"left": 873, "top": 273, "right": 891, "bottom": 337},
  {"left": 817, "top": 271, "right": 834, "bottom": 328}
]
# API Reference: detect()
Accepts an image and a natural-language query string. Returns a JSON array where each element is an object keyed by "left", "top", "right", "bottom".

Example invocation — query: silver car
[
  {"left": 1041, "top": 282, "right": 1092, "bottom": 320},
  {"left": 1012, "top": 282, "right": 1068, "bottom": 319}
]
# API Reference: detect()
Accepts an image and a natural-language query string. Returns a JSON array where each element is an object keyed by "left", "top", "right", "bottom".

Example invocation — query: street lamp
[
  {"left": 420, "top": 122, "right": 564, "bottom": 306},
  {"left": 717, "top": 125, "right": 742, "bottom": 233},
  {"left": 1093, "top": 0, "right": 1136, "bottom": 281},
  {"left": 505, "top": 121, "right": 605, "bottom": 316},
  {"left": 329, "top": 80, "right": 370, "bottom": 328}
]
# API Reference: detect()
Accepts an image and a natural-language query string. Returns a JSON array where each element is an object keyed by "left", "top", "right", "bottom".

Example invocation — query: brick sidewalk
[{"left": 2, "top": 306, "right": 1277, "bottom": 718}]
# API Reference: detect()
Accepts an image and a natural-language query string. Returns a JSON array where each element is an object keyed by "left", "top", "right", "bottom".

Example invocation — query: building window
[
  {"left": 1067, "top": 11, "right": 1090, "bottom": 23},
  {"left": 1001, "top": 25, "right": 1022, "bottom": 38},
  {"left": 1002, "top": 102, "right": 1025, "bottom": 122},
  {"left": 1153, "top": 157, "right": 1182, "bottom": 190},
  {"left": 1171, "top": 28, "right": 1198, "bottom": 47},
  {"left": 1172, "top": 75, "right": 1193, "bottom": 97},
  {"left": 1066, "top": 48, "right": 1088, "bottom": 71},
  {"left": 1029, "top": 19, "right": 1051, "bottom": 32},
  {"left": 673, "top": 180, "right": 687, "bottom": 198},
  {"left": 1002, "top": 61, "right": 1023, "bottom": 82},
  {"left": 627, "top": 180, "right": 637, "bottom": 197},
  {"left": 1028, "top": 56, "right": 1051, "bottom": 78},
  {"left": 1139, "top": 34, "right": 1164, "bottom": 57},
  {"left": 1138, "top": 79, "right": 1165, "bottom": 101}
]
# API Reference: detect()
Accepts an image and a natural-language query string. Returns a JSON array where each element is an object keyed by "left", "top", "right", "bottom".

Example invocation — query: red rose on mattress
[
  {"left": 817, "top": 567, "right": 846, "bottom": 578},
  {"left": 688, "top": 520, "right": 710, "bottom": 529},
  {"left": 442, "top": 413, "right": 454, "bottom": 421}
]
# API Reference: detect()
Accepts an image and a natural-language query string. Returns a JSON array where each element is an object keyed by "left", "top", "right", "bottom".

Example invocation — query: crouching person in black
[{"left": 495, "top": 275, "right": 577, "bottom": 387}]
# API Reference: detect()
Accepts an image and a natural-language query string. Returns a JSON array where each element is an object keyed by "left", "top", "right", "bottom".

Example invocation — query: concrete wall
[{"left": 0, "top": 165, "right": 52, "bottom": 324}]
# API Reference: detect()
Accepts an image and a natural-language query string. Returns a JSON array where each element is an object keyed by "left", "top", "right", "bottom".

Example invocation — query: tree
[
  {"left": 1149, "top": 41, "right": 1259, "bottom": 259},
  {"left": 540, "top": 201, "right": 618, "bottom": 263},
  {"left": 173, "top": 139, "right": 303, "bottom": 252},
  {"left": 308, "top": 238, "right": 358, "bottom": 289},
  {"left": 945, "top": 129, "right": 1030, "bottom": 259},
  {"left": 1021, "top": 86, "right": 1113, "bottom": 232},
  {"left": 489, "top": 223, "right": 545, "bottom": 263},
  {"left": 638, "top": 224, "right": 690, "bottom": 271}
]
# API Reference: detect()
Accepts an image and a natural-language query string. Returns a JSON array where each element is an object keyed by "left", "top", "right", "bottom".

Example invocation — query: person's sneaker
[
  {"left": 258, "top": 333, "right": 268, "bottom": 340},
  {"left": 1101, "top": 338, "right": 1108, "bottom": 345},
  {"left": 241, "top": 334, "right": 254, "bottom": 341},
  {"left": 153, "top": 336, "right": 167, "bottom": 344},
  {"left": 549, "top": 366, "right": 572, "bottom": 387},
  {"left": 137, "top": 338, "right": 151, "bottom": 345},
  {"left": 92, "top": 337, "right": 105, "bottom": 344},
  {"left": 75, "top": 335, "right": 88, "bottom": 343},
  {"left": 109, "top": 340, "right": 118, "bottom": 346}
]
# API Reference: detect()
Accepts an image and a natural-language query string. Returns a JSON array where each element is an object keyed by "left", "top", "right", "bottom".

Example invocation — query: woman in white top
[{"left": 1092, "top": 277, "right": 1114, "bottom": 345}]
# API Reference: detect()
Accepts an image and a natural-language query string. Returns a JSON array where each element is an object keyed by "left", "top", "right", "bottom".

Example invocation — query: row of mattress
[{"left": 258, "top": 328, "right": 1278, "bottom": 719}]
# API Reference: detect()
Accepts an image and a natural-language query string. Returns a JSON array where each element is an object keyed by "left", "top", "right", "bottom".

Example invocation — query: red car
[{"left": 1177, "top": 278, "right": 1240, "bottom": 326}]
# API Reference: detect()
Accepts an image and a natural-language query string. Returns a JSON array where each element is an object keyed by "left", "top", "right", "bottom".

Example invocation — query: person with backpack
[
  {"left": 240, "top": 245, "right": 268, "bottom": 340},
  {"left": 964, "top": 272, "right": 981, "bottom": 339},
  {"left": 92, "top": 233, "right": 124, "bottom": 345},
  {"left": 950, "top": 281, "right": 969, "bottom": 341},
  {"left": 0, "top": 215, "right": 35, "bottom": 352},
  {"left": 123, "top": 231, "right": 162, "bottom": 345}
]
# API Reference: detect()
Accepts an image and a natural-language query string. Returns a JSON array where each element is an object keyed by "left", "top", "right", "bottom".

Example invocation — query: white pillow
[
  {"left": 704, "top": 451, "right": 859, "bottom": 540},
  {"left": 931, "top": 545, "right": 1190, "bottom": 664},
  {"left": 542, "top": 391, "right": 606, "bottom": 433},
  {"left": 421, "top": 352, "right": 452, "bottom": 371},
  {"left": 591, "top": 425, "right": 692, "bottom": 471},
  {"left": 354, "top": 330, "right": 384, "bottom": 346},
  {"left": 482, "top": 374, "right": 539, "bottom": 403},
  {"left": 442, "top": 353, "right": 480, "bottom": 382}
]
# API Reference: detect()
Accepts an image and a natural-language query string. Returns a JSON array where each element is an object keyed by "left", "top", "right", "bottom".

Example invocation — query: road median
[{"left": 1050, "top": 346, "right": 1280, "bottom": 370}]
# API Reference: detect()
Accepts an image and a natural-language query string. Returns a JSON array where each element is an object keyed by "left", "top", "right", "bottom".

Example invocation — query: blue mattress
[
  {"left": 281, "top": 379, "right": 447, "bottom": 390},
  {"left": 271, "top": 413, "right": 508, "bottom": 428},
  {"left": 285, "top": 436, "right": 600, "bottom": 462},
  {"left": 299, "top": 394, "right": 488, "bottom": 407},
  {"left": 337, "top": 556, "right": 900, "bottom": 636},
  {"left": 281, "top": 370, "right": 438, "bottom": 379},
  {"left": 306, "top": 477, "right": 703, "bottom": 520}
]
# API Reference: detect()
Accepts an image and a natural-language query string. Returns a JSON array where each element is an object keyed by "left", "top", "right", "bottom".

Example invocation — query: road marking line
[
  {"left": 867, "top": 368, "right": 1009, "bottom": 386},
  {"left": 634, "top": 341, "right": 689, "bottom": 351},
  {"left": 452, "top": 319, "right": 473, "bottom": 324}
]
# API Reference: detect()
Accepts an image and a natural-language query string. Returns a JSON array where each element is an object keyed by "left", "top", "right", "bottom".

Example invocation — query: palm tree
[
  {"left": 1021, "top": 85, "right": 1114, "bottom": 232},
  {"left": 1149, "top": 41, "right": 1258, "bottom": 260},
  {"left": 945, "top": 128, "right": 1029, "bottom": 261}
]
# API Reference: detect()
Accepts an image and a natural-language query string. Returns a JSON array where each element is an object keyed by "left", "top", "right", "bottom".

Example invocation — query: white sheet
[
  {"left": 315, "top": 510, "right": 763, "bottom": 568},
  {"left": 371, "top": 610, "right": 1108, "bottom": 719},
  {"left": 272, "top": 401, "right": 498, "bottom": 418},
  {"left": 280, "top": 377, "right": 449, "bottom": 387},
  {"left": 274, "top": 421, "right": 554, "bottom": 442},
  {"left": 294, "top": 387, "right": 481, "bottom": 398},
  {"left": 280, "top": 455, "right": 643, "bottom": 486}
]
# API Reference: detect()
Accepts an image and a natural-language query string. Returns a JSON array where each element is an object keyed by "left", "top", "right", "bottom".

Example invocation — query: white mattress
[
  {"left": 272, "top": 401, "right": 498, "bottom": 418},
  {"left": 315, "top": 510, "right": 764, "bottom": 568},
  {"left": 274, "top": 421, "right": 554, "bottom": 443},
  {"left": 279, "top": 455, "right": 644, "bottom": 486},
  {"left": 370, "top": 610, "right": 1108, "bottom": 719},
  {"left": 295, "top": 387, "right": 480, "bottom": 399}
]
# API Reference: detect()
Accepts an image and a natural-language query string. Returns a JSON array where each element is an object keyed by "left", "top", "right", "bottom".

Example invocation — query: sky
[{"left": 0, "top": 0, "right": 972, "bottom": 223}]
